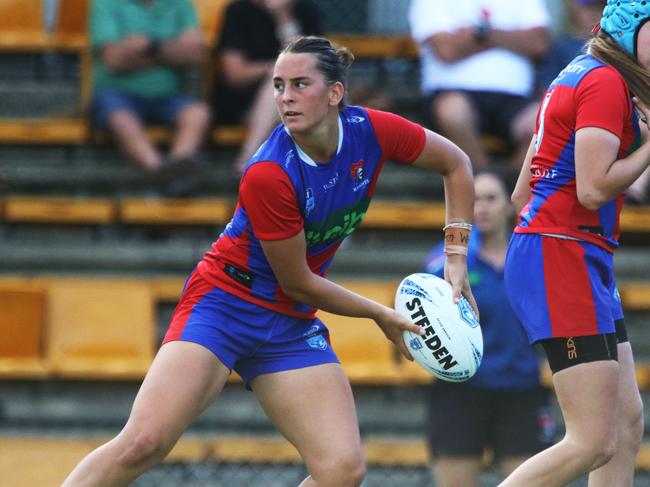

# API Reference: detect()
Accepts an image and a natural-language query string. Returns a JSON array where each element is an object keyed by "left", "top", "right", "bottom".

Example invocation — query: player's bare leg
[
  {"left": 498, "top": 360, "right": 620, "bottom": 487},
  {"left": 587, "top": 343, "right": 643, "bottom": 487},
  {"left": 61, "top": 342, "right": 230, "bottom": 487},
  {"left": 253, "top": 363, "right": 366, "bottom": 487}
]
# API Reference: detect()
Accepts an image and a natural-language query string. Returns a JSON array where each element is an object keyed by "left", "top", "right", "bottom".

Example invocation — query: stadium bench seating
[
  {"left": 2, "top": 435, "right": 649, "bottom": 486},
  {"left": 3, "top": 196, "right": 115, "bottom": 224},
  {"left": 119, "top": 197, "right": 233, "bottom": 225},
  {"left": 4, "top": 196, "right": 650, "bottom": 235},
  {"left": 0, "top": 0, "right": 421, "bottom": 147},
  {"left": 1, "top": 275, "right": 649, "bottom": 387},
  {"left": 0, "top": 281, "right": 49, "bottom": 378},
  {"left": 0, "top": 0, "right": 49, "bottom": 52},
  {"left": 46, "top": 279, "right": 155, "bottom": 379},
  {"left": 317, "top": 280, "right": 405, "bottom": 383}
]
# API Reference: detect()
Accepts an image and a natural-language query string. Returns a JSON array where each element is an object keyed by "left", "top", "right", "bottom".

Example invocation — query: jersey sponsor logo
[
  {"left": 553, "top": 63, "right": 587, "bottom": 85},
  {"left": 532, "top": 165, "right": 558, "bottom": 180},
  {"left": 349, "top": 159, "right": 364, "bottom": 180},
  {"left": 304, "top": 199, "right": 369, "bottom": 246},
  {"left": 305, "top": 188, "right": 315, "bottom": 216},
  {"left": 347, "top": 115, "right": 365, "bottom": 123},
  {"left": 322, "top": 172, "right": 339, "bottom": 191}
]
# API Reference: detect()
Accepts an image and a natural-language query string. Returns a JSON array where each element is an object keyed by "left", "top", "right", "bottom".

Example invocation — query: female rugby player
[
  {"left": 62, "top": 36, "right": 476, "bottom": 487},
  {"left": 502, "top": 1, "right": 650, "bottom": 485}
]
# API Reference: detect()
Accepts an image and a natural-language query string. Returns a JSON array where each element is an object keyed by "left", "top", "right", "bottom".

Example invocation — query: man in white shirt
[{"left": 409, "top": 0, "right": 550, "bottom": 170}]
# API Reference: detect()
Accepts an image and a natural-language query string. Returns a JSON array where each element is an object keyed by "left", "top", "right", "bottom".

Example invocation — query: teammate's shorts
[
  {"left": 162, "top": 271, "right": 340, "bottom": 386},
  {"left": 427, "top": 381, "right": 554, "bottom": 459},
  {"left": 504, "top": 233, "right": 623, "bottom": 343}
]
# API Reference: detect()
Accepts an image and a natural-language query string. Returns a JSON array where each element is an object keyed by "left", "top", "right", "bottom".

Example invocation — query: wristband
[
  {"left": 444, "top": 244, "right": 469, "bottom": 256},
  {"left": 443, "top": 224, "right": 471, "bottom": 256}
]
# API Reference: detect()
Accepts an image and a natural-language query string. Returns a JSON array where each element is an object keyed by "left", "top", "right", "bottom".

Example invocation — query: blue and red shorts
[
  {"left": 162, "top": 271, "right": 339, "bottom": 386},
  {"left": 504, "top": 233, "right": 623, "bottom": 343}
]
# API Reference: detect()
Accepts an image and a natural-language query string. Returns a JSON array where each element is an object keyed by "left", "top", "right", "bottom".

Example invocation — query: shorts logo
[
  {"left": 567, "top": 337, "right": 577, "bottom": 360},
  {"left": 304, "top": 325, "right": 328, "bottom": 350},
  {"left": 350, "top": 159, "right": 364, "bottom": 180}
]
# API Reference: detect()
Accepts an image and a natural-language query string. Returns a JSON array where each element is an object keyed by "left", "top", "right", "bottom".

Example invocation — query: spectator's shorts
[
  {"left": 427, "top": 381, "right": 554, "bottom": 458},
  {"left": 162, "top": 270, "right": 339, "bottom": 387},
  {"left": 504, "top": 233, "right": 623, "bottom": 343},
  {"left": 426, "top": 90, "right": 531, "bottom": 142},
  {"left": 91, "top": 89, "right": 198, "bottom": 128}
]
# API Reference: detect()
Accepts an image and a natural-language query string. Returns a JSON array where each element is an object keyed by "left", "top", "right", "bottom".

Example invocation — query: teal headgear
[{"left": 600, "top": 0, "right": 650, "bottom": 57}]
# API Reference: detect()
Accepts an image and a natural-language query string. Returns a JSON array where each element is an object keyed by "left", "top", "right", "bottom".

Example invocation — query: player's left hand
[{"left": 444, "top": 253, "right": 479, "bottom": 319}]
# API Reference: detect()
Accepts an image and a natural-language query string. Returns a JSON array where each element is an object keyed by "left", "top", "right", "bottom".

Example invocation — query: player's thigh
[
  {"left": 553, "top": 359, "right": 619, "bottom": 444},
  {"left": 122, "top": 341, "right": 230, "bottom": 444},
  {"left": 251, "top": 363, "right": 362, "bottom": 468},
  {"left": 615, "top": 342, "right": 644, "bottom": 431}
]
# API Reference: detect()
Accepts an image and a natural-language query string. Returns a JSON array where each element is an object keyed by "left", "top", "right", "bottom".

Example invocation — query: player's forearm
[
  {"left": 282, "top": 274, "right": 389, "bottom": 321},
  {"left": 443, "top": 154, "right": 474, "bottom": 226},
  {"left": 583, "top": 142, "right": 650, "bottom": 209}
]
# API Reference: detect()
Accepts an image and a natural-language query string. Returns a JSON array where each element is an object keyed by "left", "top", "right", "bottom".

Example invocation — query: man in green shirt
[{"left": 90, "top": 0, "right": 210, "bottom": 182}]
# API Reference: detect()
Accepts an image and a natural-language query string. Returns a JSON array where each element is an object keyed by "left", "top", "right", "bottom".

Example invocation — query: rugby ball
[{"left": 395, "top": 273, "right": 482, "bottom": 382}]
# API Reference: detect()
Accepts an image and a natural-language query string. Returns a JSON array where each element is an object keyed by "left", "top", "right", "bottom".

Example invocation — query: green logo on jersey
[{"left": 305, "top": 198, "right": 370, "bottom": 246}]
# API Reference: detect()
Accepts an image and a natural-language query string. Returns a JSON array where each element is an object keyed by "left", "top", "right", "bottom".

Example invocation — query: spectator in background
[
  {"left": 536, "top": 0, "right": 606, "bottom": 97},
  {"left": 89, "top": 0, "right": 210, "bottom": 186},
  {"left": 423, "top": 169, "right": 554, "bottom": 487},
  {"left": 408, "top": 0, "right": 550, "bottom": 172},
  {"left": 212, "top": 0, "right": 323, "bottom": 173}
]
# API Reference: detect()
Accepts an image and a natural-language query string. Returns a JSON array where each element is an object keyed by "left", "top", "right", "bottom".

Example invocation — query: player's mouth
[{"left": 284, "top": 111, "right": 302, "bottom": 119}]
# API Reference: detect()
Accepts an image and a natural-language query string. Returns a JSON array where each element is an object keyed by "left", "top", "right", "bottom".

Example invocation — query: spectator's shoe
[{"left": 151, "top": 156, "right": 200, "bottom": 185}]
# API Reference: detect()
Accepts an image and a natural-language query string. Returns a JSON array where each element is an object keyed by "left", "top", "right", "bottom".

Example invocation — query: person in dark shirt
[{"left": 213, "top": 0, "right": 323, "bottom": 173}]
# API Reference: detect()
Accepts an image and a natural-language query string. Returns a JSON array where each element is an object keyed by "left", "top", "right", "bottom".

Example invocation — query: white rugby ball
[{"left": 395, "top": 273, "right": 482, "bottom": 382}]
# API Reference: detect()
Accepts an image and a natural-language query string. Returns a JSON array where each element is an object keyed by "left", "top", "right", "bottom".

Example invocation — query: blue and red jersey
[
  {"left": 515, "top": 54, "right": 642, "bottom": 251},
  {"left": 196, "top": 106, "right": 426, "bottom": 318}
]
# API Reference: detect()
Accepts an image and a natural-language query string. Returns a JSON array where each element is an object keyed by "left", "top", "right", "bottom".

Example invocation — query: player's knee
[
  {"left": 621, "top": 397, "right": 644, "bottom": 452},
  {"left": 575, "top": 437, "right": 617, "bottom": 471},
  {"left": 116, "top": 429, "right": 171, "bottom": 468},
  {"left": 313, "top": 452, "right": 366, "bottom": 487}
]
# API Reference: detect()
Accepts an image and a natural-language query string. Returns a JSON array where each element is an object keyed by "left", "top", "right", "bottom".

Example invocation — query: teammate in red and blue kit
[
  {"left": 501, "top": 1, "right": 650, "bottom": 486},
  {"left": 62, "top": 36, "right": 476, "bottom": 487}
]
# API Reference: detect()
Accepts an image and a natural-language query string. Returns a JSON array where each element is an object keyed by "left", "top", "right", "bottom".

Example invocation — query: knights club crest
[{"left": 349, "top": 159, "right": 364, "bottom": 180}]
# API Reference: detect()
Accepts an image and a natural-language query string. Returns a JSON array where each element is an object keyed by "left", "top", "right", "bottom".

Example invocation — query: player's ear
[{"left": 328, "top": 81, "right": 345, "bottom": 107}]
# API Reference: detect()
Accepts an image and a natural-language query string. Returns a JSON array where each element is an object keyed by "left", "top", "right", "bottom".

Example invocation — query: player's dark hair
[{"left": 281, "top": 36, "right": 354, "bottom": 108}]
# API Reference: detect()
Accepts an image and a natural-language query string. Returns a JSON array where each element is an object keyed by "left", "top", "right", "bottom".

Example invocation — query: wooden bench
[
  {"left": 0, "top": 282, "right": 49, "bottom": 378},
  {"left": 46, "top": 279, "right": 155, "bottom": 379},
  {"left": 3, "top": 196, "right": 115, "bottom": 224},
  {"left": 2, "top": 434, "right": 649, "bottom": 487},
  {"left": 119, "top": 197, "right": 233, "bottom": 226},
  {"left": 4, "top": 196, "right": 650, "bottom": 235},
  {"left": 0, "top": 0, "right": 49, "bottom": 52},
  {"left": 1, "top": 277, "right": 650, "bottom": 386}
]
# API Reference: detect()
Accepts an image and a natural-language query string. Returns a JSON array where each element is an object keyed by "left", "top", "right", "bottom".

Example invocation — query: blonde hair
[{"left": 587, "top": 29, "right": 650, "bottom": 108}]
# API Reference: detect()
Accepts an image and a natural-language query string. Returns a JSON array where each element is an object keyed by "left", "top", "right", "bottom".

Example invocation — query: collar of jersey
[{"left": 284, "top": 114, "right": 343, "bottom": 167}]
